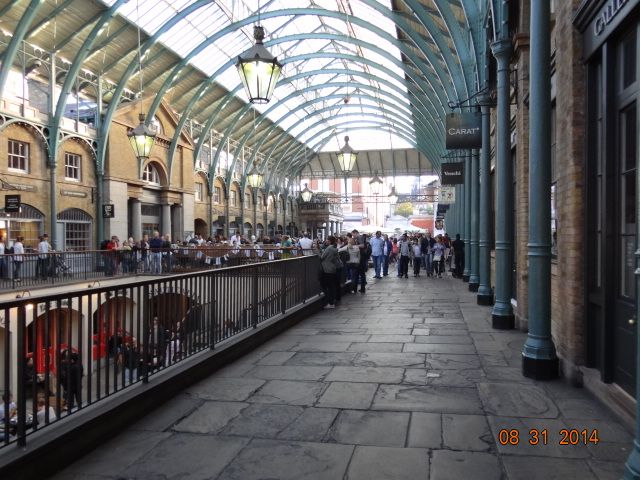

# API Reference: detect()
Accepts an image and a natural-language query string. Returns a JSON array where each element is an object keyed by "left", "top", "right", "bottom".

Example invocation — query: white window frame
[
  {"left": 214, "top": 187, "right": 221, "bottom": 204},
  {"left": 8, "top": 139, "right": 29, "bottom": 172},
  {"left": 195, "top": 182, "right": 203, "bottom": 202},
  {"left": 230, "top": 190, "right": 238, "bottom": 207},
  {"left": 64, "top": 152, "right": 81, "bottom": 181},
  {"left": 143, "top": 163, "right": 161, "bottom": 185}
]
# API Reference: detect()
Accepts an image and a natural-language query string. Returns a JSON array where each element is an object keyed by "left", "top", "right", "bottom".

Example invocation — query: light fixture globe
[
  {"left": 388, "top": 185, "right": 398, "bottom": 205},
  {"left": 337, "top": 136, "right": 357, "bottom": 172},
  {"left": 236, "top": 25, "right": 282, "bottom": 104},
  {"left": 128, "top": 113, "right": 157, "bottom": 161},
  {"left": 246, "top": 164, "right": 264, "bottom": 189},
  {"left": 369, "top": 172, "right": 383, "bottom": 196},
  {"left": 300, "top": 183, "right": 313, "bottom": 202}
]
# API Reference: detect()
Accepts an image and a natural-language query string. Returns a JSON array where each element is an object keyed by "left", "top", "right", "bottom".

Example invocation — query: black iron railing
[
  {"left": 0, "top": 247, "right": 318, "bottom": 292},
  {"left": 0, "top": 255, "right": 321, "bottom": 447}
]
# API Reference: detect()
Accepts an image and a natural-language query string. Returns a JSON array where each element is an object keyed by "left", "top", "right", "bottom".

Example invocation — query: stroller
[{"left": 50, "top": 253, "right": 73, "bottom": 278}]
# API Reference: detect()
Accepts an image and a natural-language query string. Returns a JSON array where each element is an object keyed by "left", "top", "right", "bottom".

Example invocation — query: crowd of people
[{"left": 317, "top": 229, "right": 465, "bottom": 309}]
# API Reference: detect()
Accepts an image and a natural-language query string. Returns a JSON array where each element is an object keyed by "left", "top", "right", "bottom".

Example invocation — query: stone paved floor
[{"left": 51, "top": 271, "right": 630, "bottom": 479}]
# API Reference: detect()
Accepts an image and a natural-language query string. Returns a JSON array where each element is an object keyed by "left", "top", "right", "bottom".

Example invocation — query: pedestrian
[
  {"left": 320, "top": 236, "right": 340, "bottom": 309},
  {"left": 12, "top": 236, "right": 24, "bottom": 282},
  {"left": 369, "top": 231, "right": 384, "bottom": 279},
  {"left": 412, "top": 239, "right": 422, "bottom": 277},
  {"left": 397, "top": 233, "right": 411, "bottom": 278}
]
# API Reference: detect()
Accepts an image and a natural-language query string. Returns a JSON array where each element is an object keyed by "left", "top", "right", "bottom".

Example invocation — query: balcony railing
[
  {"left": 0, "top": 246, "right": 318, "bottom": 292},
  {"left": 0, "top": 255, "right": 322, "bottom": 448}
]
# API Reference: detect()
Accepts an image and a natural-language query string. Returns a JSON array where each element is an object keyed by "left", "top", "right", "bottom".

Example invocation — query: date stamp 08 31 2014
[{"left": 497, "top": 428, "right": 600, "bottom": 446}]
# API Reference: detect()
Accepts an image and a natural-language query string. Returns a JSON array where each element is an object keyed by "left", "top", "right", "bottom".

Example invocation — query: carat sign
[{"left": 445, "top": 112, "right": 482, "bottom": 149}]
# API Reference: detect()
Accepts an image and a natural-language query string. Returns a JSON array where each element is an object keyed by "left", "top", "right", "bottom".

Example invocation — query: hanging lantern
[
  {"left": 369, "top": 172, "right": 383, "bottom": 195},
  {"left": 236, "top": 25, "right": 282, "bottom": 104},
  {"left": 300, "top": 183, "right": 313, "bottom": 202},
  {"left": 388, "top": 185, "right": 398, "bottom": 205},
  {"left": 337, "top": 135, "right": 357, "bottom": 172},
  {"left": 246, "top": 164, "right": 264, "bottom": 189},
  {"left": 128, "top": 113, "right": 157, "bottom": 161}
]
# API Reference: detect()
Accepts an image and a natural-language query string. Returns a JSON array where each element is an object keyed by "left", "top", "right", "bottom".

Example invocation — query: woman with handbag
[
  {"left": 432, "top": 236, "right": 446, "bottom": 278},
  {"left": 320, "top": 236, "right": 340, "bottom": 309}
]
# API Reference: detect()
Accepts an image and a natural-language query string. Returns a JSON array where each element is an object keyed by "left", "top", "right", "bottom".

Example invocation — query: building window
[
  {"left": 8, "top": 139, "right": 29, "bottom": 172},
  {"left": 550, "top": 103, "right": 558, "bottom": 258},
  {"left": 257, "top": 195, "right": 263, "bottom": 209},
  {"left": 151, "top": 116, "right": 164, "bottom": 135},
  {"left": 195, "top": 182, "right": 203, "bottom": 202},
  {"left": 64, "top": 152, "right": 81, "bottom": 180},
  {"left": 214, "top": 187, "right": 221, "bottom": 204},
  {"left": 57, "top": 208, "right": 92, "bottom": 251},
  {"left": 245, "top": 193, "right": 251, "bottom": 206},
  {"left": 143, "top": 163, "right": 161, "bottom": 185},
  {"left": 230, "top": 190, "right": 237, "bottom": 207}
]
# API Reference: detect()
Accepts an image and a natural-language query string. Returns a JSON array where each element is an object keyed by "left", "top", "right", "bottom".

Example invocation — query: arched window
[
  {"left": 143, "top": 163, "right": 161, "bottom": 185},
  {"left": 57, "top": 208, "right": 92, "bottom": 251}
]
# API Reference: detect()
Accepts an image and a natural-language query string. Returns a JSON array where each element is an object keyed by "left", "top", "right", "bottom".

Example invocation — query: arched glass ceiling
[{"left": 0, "top": 0, "right": 488, "bottom": 179}]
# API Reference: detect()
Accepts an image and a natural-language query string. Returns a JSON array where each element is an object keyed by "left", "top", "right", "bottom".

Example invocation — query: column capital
[{"left": 491, "top": 39, "right": 512, "bottom": 61}]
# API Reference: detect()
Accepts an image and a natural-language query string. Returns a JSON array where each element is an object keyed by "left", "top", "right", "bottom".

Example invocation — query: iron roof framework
[{"left": 0, "top": 0, "right": 508, "bottom": 193}]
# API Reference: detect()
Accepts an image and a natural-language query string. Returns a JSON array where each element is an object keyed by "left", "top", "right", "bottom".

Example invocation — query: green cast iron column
[
  {"left": 462, "top": 152, "right": 472, "bottom": 282},
  {"left": 490, "top": 39, "right": 515, "bottom": 329},
  {"left": 469, "top": 148, "right": 480, "bottom": 291},
  {"left": 522, "top": 0, "right": 558, "bottom": 379},
  {"left": 477, "top": 98, "right": 494, "bottom": 305}
]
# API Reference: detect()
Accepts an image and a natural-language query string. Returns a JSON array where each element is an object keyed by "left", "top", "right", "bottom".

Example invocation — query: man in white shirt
[
  {"left": 297, "top": 232, "right": 314, "bottom": 255},
  {"left": 37, "top": 233, "right": 51, "bottom": 279}
]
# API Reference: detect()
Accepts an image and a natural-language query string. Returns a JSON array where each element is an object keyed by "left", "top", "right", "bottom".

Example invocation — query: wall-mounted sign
[
  {"left": 102, "top": 204, "right": 115, "bottom": 218},
  {"left": 581, "top": 0, "right": 639, "bottom": 58},
  {"left": 445, "top": 112, "right": 482, "bottom": 149},
  {"left": 441, "top": 163, "right": 464, "bottom": 185},
  {"left": 61, "top": 190, "right": 88, "bottom": 198},
  {"left": 439, "top": 186, "right": 455, "bottom": 203},
  {"left": 5, "top": 194, "right": 21, "bottom": 212}
]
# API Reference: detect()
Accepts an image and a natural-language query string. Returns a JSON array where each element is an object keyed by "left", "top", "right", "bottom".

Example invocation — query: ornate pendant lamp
[
  {"left": 236, "top": 25, "right": 282, "bottom": 104},
  {"left": 388, "top": 185, "right": 398, "bottom": 205},
  {"left": 337, "top": 135, "right": 357, "bottom": 172},
  {"left": 369, "top": 172, "right": 383, "bottom": 195},
  {"left": 246, "top": 163, "right": 264, "bottom": 189},
  {"left": 300, "top": 183, "right": 313, "bottom": 202}
]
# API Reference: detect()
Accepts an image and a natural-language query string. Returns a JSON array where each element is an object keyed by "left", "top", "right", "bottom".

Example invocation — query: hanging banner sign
[
  {"left": 441, "top": 162, "right": 464, "bottom": 185},
  {"left": 439, "top": 186, "right": 455, "bottom": 203},
  {"left": 445, "top": 112, "right": 482, "bottom": 149}
]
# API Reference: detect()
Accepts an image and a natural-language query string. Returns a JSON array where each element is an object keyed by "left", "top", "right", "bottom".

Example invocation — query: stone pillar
[
  {"left": 478, "top": 99, "right": 494, "bottom": 305},
  {"left": 161, "top": 203, "right": 171, "bottom": 237},
  {"left": 491, "top": 38, "right": 515, "bottom": 329},
  {"left": 522, "top": 0, "right": 558, "bottom": 380},
  {"left": 172, "top": 204, "right": 182, "bottom": 241},
  {"left": 325, "top": 222, "right": 330, "bottom": 239},
  {"left": 469, "top": 149, "right": 480, "bottom": 291},
  {"left": 131, "top": 198, "right": 142, "bottom": 241},
  {"left": 463, "top": 153, "right": 472, "bottom": 282}
]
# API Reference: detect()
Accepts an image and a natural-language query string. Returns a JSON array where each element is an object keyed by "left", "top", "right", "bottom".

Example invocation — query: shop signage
[
  {"left": 439, "top": 186, "right": 455, "bottom": 203},
  {"left": 441, "top": 163, "right": 464, "bottom": 185},
  {"left": 5, "top": 194, "right": 21, "bottom": 212},
  {"left": 581, "top": 0, "right": 639, "bottom": 58},
  {"left": 102, "top": 204, "right": 115, "bottom": 218},
  {"left": 445, "top": 112, "right": 481, "bottom": 149},
  {"left": 61, "top": 190, "right": 87, "bottom": 198},
  {"left": 594, "top": 0, "right": 629, "bottom": 36}
]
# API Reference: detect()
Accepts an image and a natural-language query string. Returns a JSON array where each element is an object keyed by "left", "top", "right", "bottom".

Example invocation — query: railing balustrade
[{"left": 0, "top": 255, "right": 321, "bottom": 448}]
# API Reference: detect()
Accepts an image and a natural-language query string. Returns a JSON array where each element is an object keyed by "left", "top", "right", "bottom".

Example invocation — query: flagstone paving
[{"left": 51, "top": 271, "right": 630, "bottom": 479}]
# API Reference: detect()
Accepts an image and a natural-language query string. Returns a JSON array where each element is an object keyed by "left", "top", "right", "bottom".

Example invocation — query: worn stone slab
[
  {"left": 328, "top": 410, "right": 410, "bottom": 447},
  {"left": 483, "top": 366, "right": 537, "bottom": 384},
  {"left": 284, "top": 352, "right": 358, "bottom": 366},
  {"left": 442, "top": 414, "right": 492, "bottom": 451},
  {"left": 478, "top": 352, "right": 509, "bottom": 368},
  {"left": 325, "top": 366, "right": 405, "bottom": 384},
  {"left": 486, "top": 416, "right": 591, "bottom": 458},
  {"left": 285, "top": 334, "right": 371, "bottom": 343},
  {"left": 222, "top": 403, "right": 304, "bottom": 438},
  {"left": 316, "top": 382, "right": 378, "bottom": 409},
  {"left": 404, "top": 343, "right": 477, "bottom": 355},
  {"left": 120, "top": 434, "right": 249, "bottom": 480},
  {"left": 347, "top": 342, "right": 404, "bottom": 353},
  {"left": 217, "top": 439, "right": 354, "bottom": 480},
  {"left": 430, "top": 450, "right": 501, "bottom": 480},
  {"left": 413, "top": 335, "right": 473, "bottom": 344},
  {"left": 502, "top": 456, "right": 597, "bottom": 480},
  {"left": 255, "top": 351, "right": 297, "bottom": 365},
  {"left": 130, "top": 393, "right": 203, "bottom": 432},
  {"left": 426, "top": 353, "right": 482, "bottom": 370},
  {"left": 367, "top": 334, "right": 415, "bottom": 343},
  {"left": 365, "top": 328, "right": 413, "bottom": 335},
  {"left": 588, "top": 460, "right": 626, "bottom": 480},
  {"left": 372, "top": 384, "right": 483, "bottom": 414},
  {"left": 291, "top": 341, "right": 353, "bottom": 352},
  {"left": 186, "top": 377, "right": 266, "bottom": 401},
  {"left": 407, "top": 369, "right": 485, "bottom": 388},
  {"left": 407, "top": 412, "right": 442, "bottom": 448},
  {"left": 248, "top": 380, "right": 328, "bottom": 406},
  {"left": 277, "top": 407, "right": 340, "bottom": 442},
  {"left": 173, "top": 401, "right": 247, "bottom": 434},
  {"left": 243, "top": 365, "right": 332, "bottom": 381},
  {"left": 354, "top": 352, "right": 426, "bottom": 368},
  {"left": 58, "top": 430, "right": 172, "bottom": 476},
  {"left": 346, "top": 446, "right": 429, "bottom": 480},
  {"left": 554, "top": 397, "right": 619, "bottom": 421},
  {"left": 478, "top": 383, "right": 559, "bottom": 418}
]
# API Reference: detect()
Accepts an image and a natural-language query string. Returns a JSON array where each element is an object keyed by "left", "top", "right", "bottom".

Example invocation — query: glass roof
[{"left": 102, "top": 0, "right": 411, "bottom": 152}]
